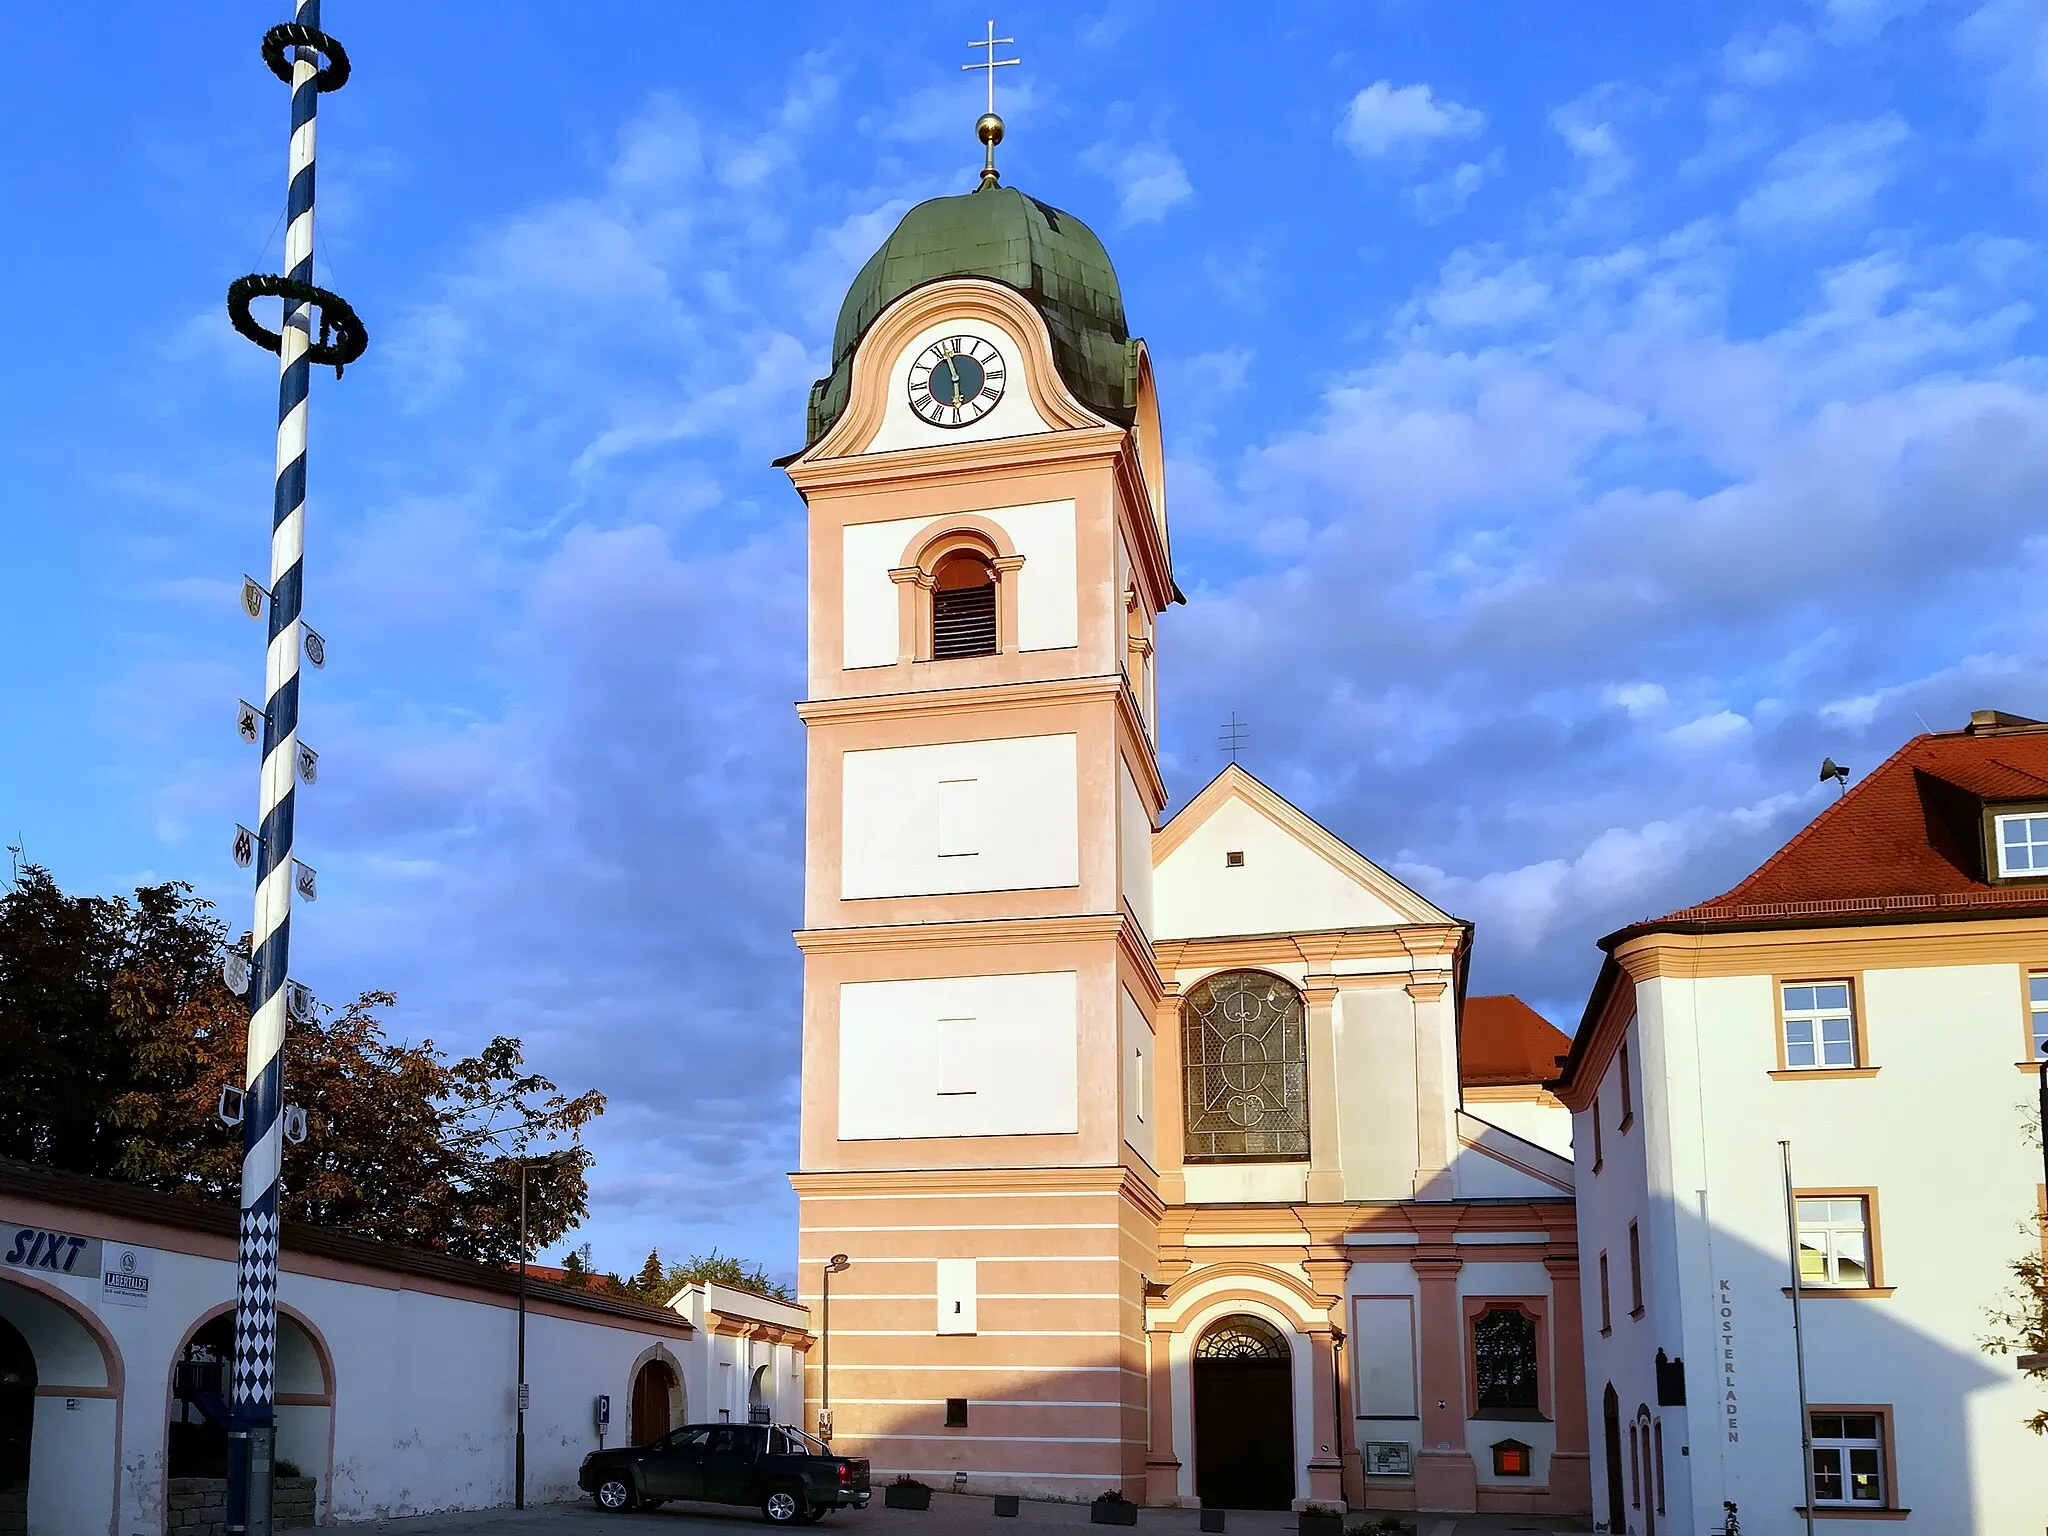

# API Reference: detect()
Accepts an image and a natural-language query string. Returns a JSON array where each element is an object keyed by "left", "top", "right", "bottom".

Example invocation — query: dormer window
[
  {"left": 1995, "top": 811, "right": 2048, "bottom": 878},
  {"left": 931, "top": 553, "right": 997, "bottom": 659}
]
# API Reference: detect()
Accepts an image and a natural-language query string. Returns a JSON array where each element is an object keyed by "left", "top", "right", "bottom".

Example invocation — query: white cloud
[
  {"left": 1604, "top": 682, "right": 1669, "bottom": 717},
  {"left": 1723, "top": 25, "right": 1812, "bottom": 86},
  {"left": 1423, "top": 250, "right": 1552, "bottom": 329},
  {"left": 1665, "top": 710, "right": 1753, "bottom": 752},
  {"left": 1337, "top": 81, "right": 1486, "bottom": 161},
  {"left": 1411, "top": 151, "right": 1504, "bottom": 223},
  {"left": 1737, "top": 115, "right": 1911, "bottom": 234},
  {"left": 1082, "top": 141, "right": 1194, "bottom": 225}
]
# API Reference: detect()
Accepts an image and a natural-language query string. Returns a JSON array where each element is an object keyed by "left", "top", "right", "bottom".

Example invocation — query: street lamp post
[
  {"left": 820, "top": 1254, "right": 849, "bottom": 1443},
  {"left": 515, "top": 1149, "right": 575, "bottom": 1509}
]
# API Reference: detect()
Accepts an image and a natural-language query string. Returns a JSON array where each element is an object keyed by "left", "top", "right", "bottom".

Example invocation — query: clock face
[{"left": 907, "top": 334, "right": 1007, "bottom": 428}]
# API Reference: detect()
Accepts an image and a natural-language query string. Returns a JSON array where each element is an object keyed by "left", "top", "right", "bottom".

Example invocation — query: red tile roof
[
  {"left": 1644, "top": 718, "right": 2048, "bottom": 931},
  {"left": 1461, "top": 995, "right": 1572, "bottom": 1086}
]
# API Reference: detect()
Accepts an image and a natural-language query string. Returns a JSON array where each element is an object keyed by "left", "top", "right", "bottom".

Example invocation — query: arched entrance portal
[
  {"left": 1, "top": 1317, "right": 32, "bottom": 1536},
  {"left": 1192, "top": 1314, "right": 1294, "bottom": 1510},
  {"left": 1602, "top": 1384, "right": 1625, "bottom": 1529},
  {"left": 632, "top": 1358, "right": 679, "bottom": 1445},
  {"left": 748, "top": 1365, "right": 770, "bottom": 1424}
]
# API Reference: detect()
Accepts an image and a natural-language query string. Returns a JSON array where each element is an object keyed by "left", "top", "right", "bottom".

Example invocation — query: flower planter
[
  {"left": 885, "top": 1484, "right": 933, "bottom": 1511},
  {"left": 993, "top": 1495, "right": 1021, "bottom": 1517},
  {"left": 1091, "top": 1499, "right": 1139, "bottom": 1526},
  {"left": 1298, "top": 1512, "right": 1343, "bottom": 1536}
]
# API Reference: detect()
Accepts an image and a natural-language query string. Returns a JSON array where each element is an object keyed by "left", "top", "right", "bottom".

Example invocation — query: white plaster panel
[
  {"left": 839, "top": 503, "right": 1077, "bottom": 670},
  {"left": 1153, "top": 795, "right": 1410, "bottom": 940},
  {"left": 1351, "top": 1295, "right": 1418, "bottom": 1417},
  {"left": 841, "top": 734, "right": 1078, "bottom": 899},
  {"left": 840, "top": 513, "right": 929, "bottom": 669},
  {"left": 837, "top": 971, "right": 1080, "bottom": 1140},
  {"left": 1334, "top": 985, "right": 1421, "bottom": 1202},
  {"left": 1003, "top": 499, "right": 1080, "bottom": 652},
  {"left": 1122, "top": 986, "right": 1156, "bottom": 1167},
  {"left": 1181, "top": 1164, "right": 1309, "bottom": 1203},
  {"left": 1119, "top": 760, "right": 1155, "bottom": 936},
  {"left": 866, "top": 314, "right": 1056, "bottom": 455}
]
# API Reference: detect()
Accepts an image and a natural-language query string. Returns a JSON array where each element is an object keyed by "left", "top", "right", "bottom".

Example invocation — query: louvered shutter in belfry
[{"left": 932, "top": 583, "right": 997, "bottom": 658}]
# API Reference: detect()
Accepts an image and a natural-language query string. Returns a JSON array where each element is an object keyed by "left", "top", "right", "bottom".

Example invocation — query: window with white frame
[
  {"left": 1996, "top": 812, "right": 2048, "bottom": 877},
  {"left": 1782, "top": 982, "right": 1857, "bottom": 1069},
  {"left": 1809, "top": 1412, "right": 1887, "bottom": 1507},
  {"left": 2031, "top": 974, "right": 2048, "bottom": 1061},
  {"left": 1796, "top": 1197, "right": 1872, "bottom": 1288}
]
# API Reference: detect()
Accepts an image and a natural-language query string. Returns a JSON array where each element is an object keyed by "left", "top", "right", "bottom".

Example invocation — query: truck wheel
[
  {"left": 593, "top": 1474, "right": 637, "bottom": 1512},
  {"left": 762, "top": 1486, "right": 806, "bottom": 1524}
]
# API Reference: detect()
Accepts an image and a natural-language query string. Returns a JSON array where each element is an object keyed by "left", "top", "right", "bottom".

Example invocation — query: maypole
[{"left": 222, "top": 5, "right": 365, "bottom": 1532}]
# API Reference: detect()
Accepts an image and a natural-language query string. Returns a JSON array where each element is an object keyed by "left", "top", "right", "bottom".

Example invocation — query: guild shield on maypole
[{"left": 221, "top": 5, "right": 365, "bottom": 1532}]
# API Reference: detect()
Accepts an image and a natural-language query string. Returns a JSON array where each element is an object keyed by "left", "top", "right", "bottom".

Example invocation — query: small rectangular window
[
  {"left": 1653, "top": 1419, "right": 1666, "bottom": 1513},
  {"left": 1997, "top": 812, "right": 2048, "bottom": 876},
  {"left": 1782, "top": 981, "right": 1858, "bottom": 1069},
  {"left": 1627, "top": 1221, "right": 1644, "bottom": 1316},
  {"left": 1225, "top": 850, "right": 1245, "bottom": 868},
  {"left": 936, "top": 777, "right": 980, "bottom": 858},
  {"left": 1618, "top": 1040, "right": 1634, "bottom": 1127},
  {"left": 1598, "top": 1252, "right": 1611, "bottom": 1333},
  {"left": 936, "top": 1258, "right": 977, "bottom": 1335},
  {"left": 1591, "top": 1098, "right": 1604, "bottom": 1172},
  {"left": 937, "top": 1017, "right": 977, "bottom": 1096},
  {"left": 1809, "top": 1411, "right": 1888, "bottom": 1507},
  {"left": 1132, "top": 1043, "right": 1148, "bottom": 1124},
  {"left": 945, "top": 1398, "right": 968, "bottom": 1428},
  {"left": 2031, "top": 974, "right": 2048, "bottom": 1061},
  {"left": 1797, "top": 1197, "right": 1872, "bottom": 1288}
]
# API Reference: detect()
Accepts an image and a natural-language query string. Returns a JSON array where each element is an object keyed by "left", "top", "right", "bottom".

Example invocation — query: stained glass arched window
[
  {"left": 1194, "top": 1314, "right": 1290, "bottom": 1361},
  {"left": 1181, "top": 969, "right": 1309, "bottom": 1163}
]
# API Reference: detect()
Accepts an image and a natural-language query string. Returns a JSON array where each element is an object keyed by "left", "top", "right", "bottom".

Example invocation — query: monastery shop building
[
  {"left": 0, "top": 1159, "right": 807, "bottom": 1533},
  {"left": 780, "top": 157, "right": 1591, "bottom": 1518}
]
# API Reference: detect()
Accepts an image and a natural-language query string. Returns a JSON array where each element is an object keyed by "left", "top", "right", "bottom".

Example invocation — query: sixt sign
[{"left": 4, "top": 1222, "right": 102, "bottom": 1279}]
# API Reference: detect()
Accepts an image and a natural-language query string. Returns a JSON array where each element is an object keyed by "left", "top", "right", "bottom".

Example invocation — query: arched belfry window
[
  {"left": 1181, "top": 969, "right": 1309, "bottom": 1163},
  {"left": 931, "top": 552, "right": 997, "bottom": 658},
  {"left": 1194, "top": 1314, "right": 1290, "bottom": 1361}
]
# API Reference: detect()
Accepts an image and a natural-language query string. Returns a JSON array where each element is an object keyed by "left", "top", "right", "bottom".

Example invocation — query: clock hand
[{"left": 939, "top": 357, "right": 961, "bottom": 404}]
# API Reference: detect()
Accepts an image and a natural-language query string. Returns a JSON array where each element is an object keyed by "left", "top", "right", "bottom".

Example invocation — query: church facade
[{"left": 784, "top": 158, "right": 1588, "bottom": 1519}]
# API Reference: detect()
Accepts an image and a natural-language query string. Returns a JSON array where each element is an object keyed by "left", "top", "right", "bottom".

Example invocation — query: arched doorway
[
  {"left": 168, "top": 1305, "right": 334, "bottom": 1518},
  {"left": 748, "top": 1365, "right": 770, "bottom": 1424},
  {"left": 1602, "top": 1383, "right": 1625, "bottom": 1530},
  {"left": 1, "top": 1317, "right": 32, "bottom": 1536},
  {"left": 632, "top": 1358, "right": 679, "bottom": 1445},
  {"left": 1192, "top": 1314, "right": 1294, "bottom": 1510},
  {"left": 0, "top": 1275, "right": 119, "bottom": 1536},
  {"left": 1637, "top": 1406, "right": 1657, "bottom": 1536}
]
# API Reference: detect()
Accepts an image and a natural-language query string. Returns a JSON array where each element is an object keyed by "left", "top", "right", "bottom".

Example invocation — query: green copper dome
[{"left": 805, "top": 184, "right": 1138, "bottom": 447}]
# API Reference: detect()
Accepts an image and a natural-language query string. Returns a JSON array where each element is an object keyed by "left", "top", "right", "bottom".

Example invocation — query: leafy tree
[
  {"left": 560, "top": 1245, "right": 591, "bottom": 1283},
  {"left": 661, "top": 1247, "right": 794, "bottom": 1303},
  {"left": 1983, "top": 1100, "right": 2048, "bottom": 1432},
  {"left": 1, "top": 866, "right": 604, "bottom": 1265}
]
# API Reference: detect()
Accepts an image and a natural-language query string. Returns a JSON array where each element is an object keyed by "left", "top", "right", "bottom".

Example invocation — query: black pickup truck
[{"left": 579, "top": 1422, "right": 871, "bottom": 1523}]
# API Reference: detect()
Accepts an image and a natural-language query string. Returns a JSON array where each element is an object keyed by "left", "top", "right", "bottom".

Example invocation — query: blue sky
[{"left": 3, "top": 0, "right": 2045, "bottom": 1285}]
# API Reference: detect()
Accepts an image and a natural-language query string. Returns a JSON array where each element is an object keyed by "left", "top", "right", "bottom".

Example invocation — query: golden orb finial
[{"left": 963, "top": 21, "right": 1019, "bottom": 189}]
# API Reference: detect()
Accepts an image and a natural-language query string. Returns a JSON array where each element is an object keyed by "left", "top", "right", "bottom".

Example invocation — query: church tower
[{"left": 784, "top": 109, "right": 1173, "bottom": 1496}]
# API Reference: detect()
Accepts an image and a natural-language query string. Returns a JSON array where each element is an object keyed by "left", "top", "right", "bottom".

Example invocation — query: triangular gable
[{"left": 1152, "top": 764, "right": 1456, "bottom": 941}]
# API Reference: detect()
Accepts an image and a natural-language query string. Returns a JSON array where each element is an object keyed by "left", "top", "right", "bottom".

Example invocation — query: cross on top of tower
[{"left": 963, "top": 19, "right": 1021, "bottom": 189}]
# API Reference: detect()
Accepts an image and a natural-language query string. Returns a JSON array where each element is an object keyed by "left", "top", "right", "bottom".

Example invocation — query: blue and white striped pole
[{"left": 224, "top": 7, "right": 361, "bottom": 1532}]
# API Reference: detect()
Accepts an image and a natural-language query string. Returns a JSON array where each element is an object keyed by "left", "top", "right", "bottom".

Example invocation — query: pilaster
[
  {"left": 1544, "top": 1254, "right": 1593, "bottom": 1511},
  {"left": 1411, "top": 1246, "right": 1475, "bottom": 1510}
]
